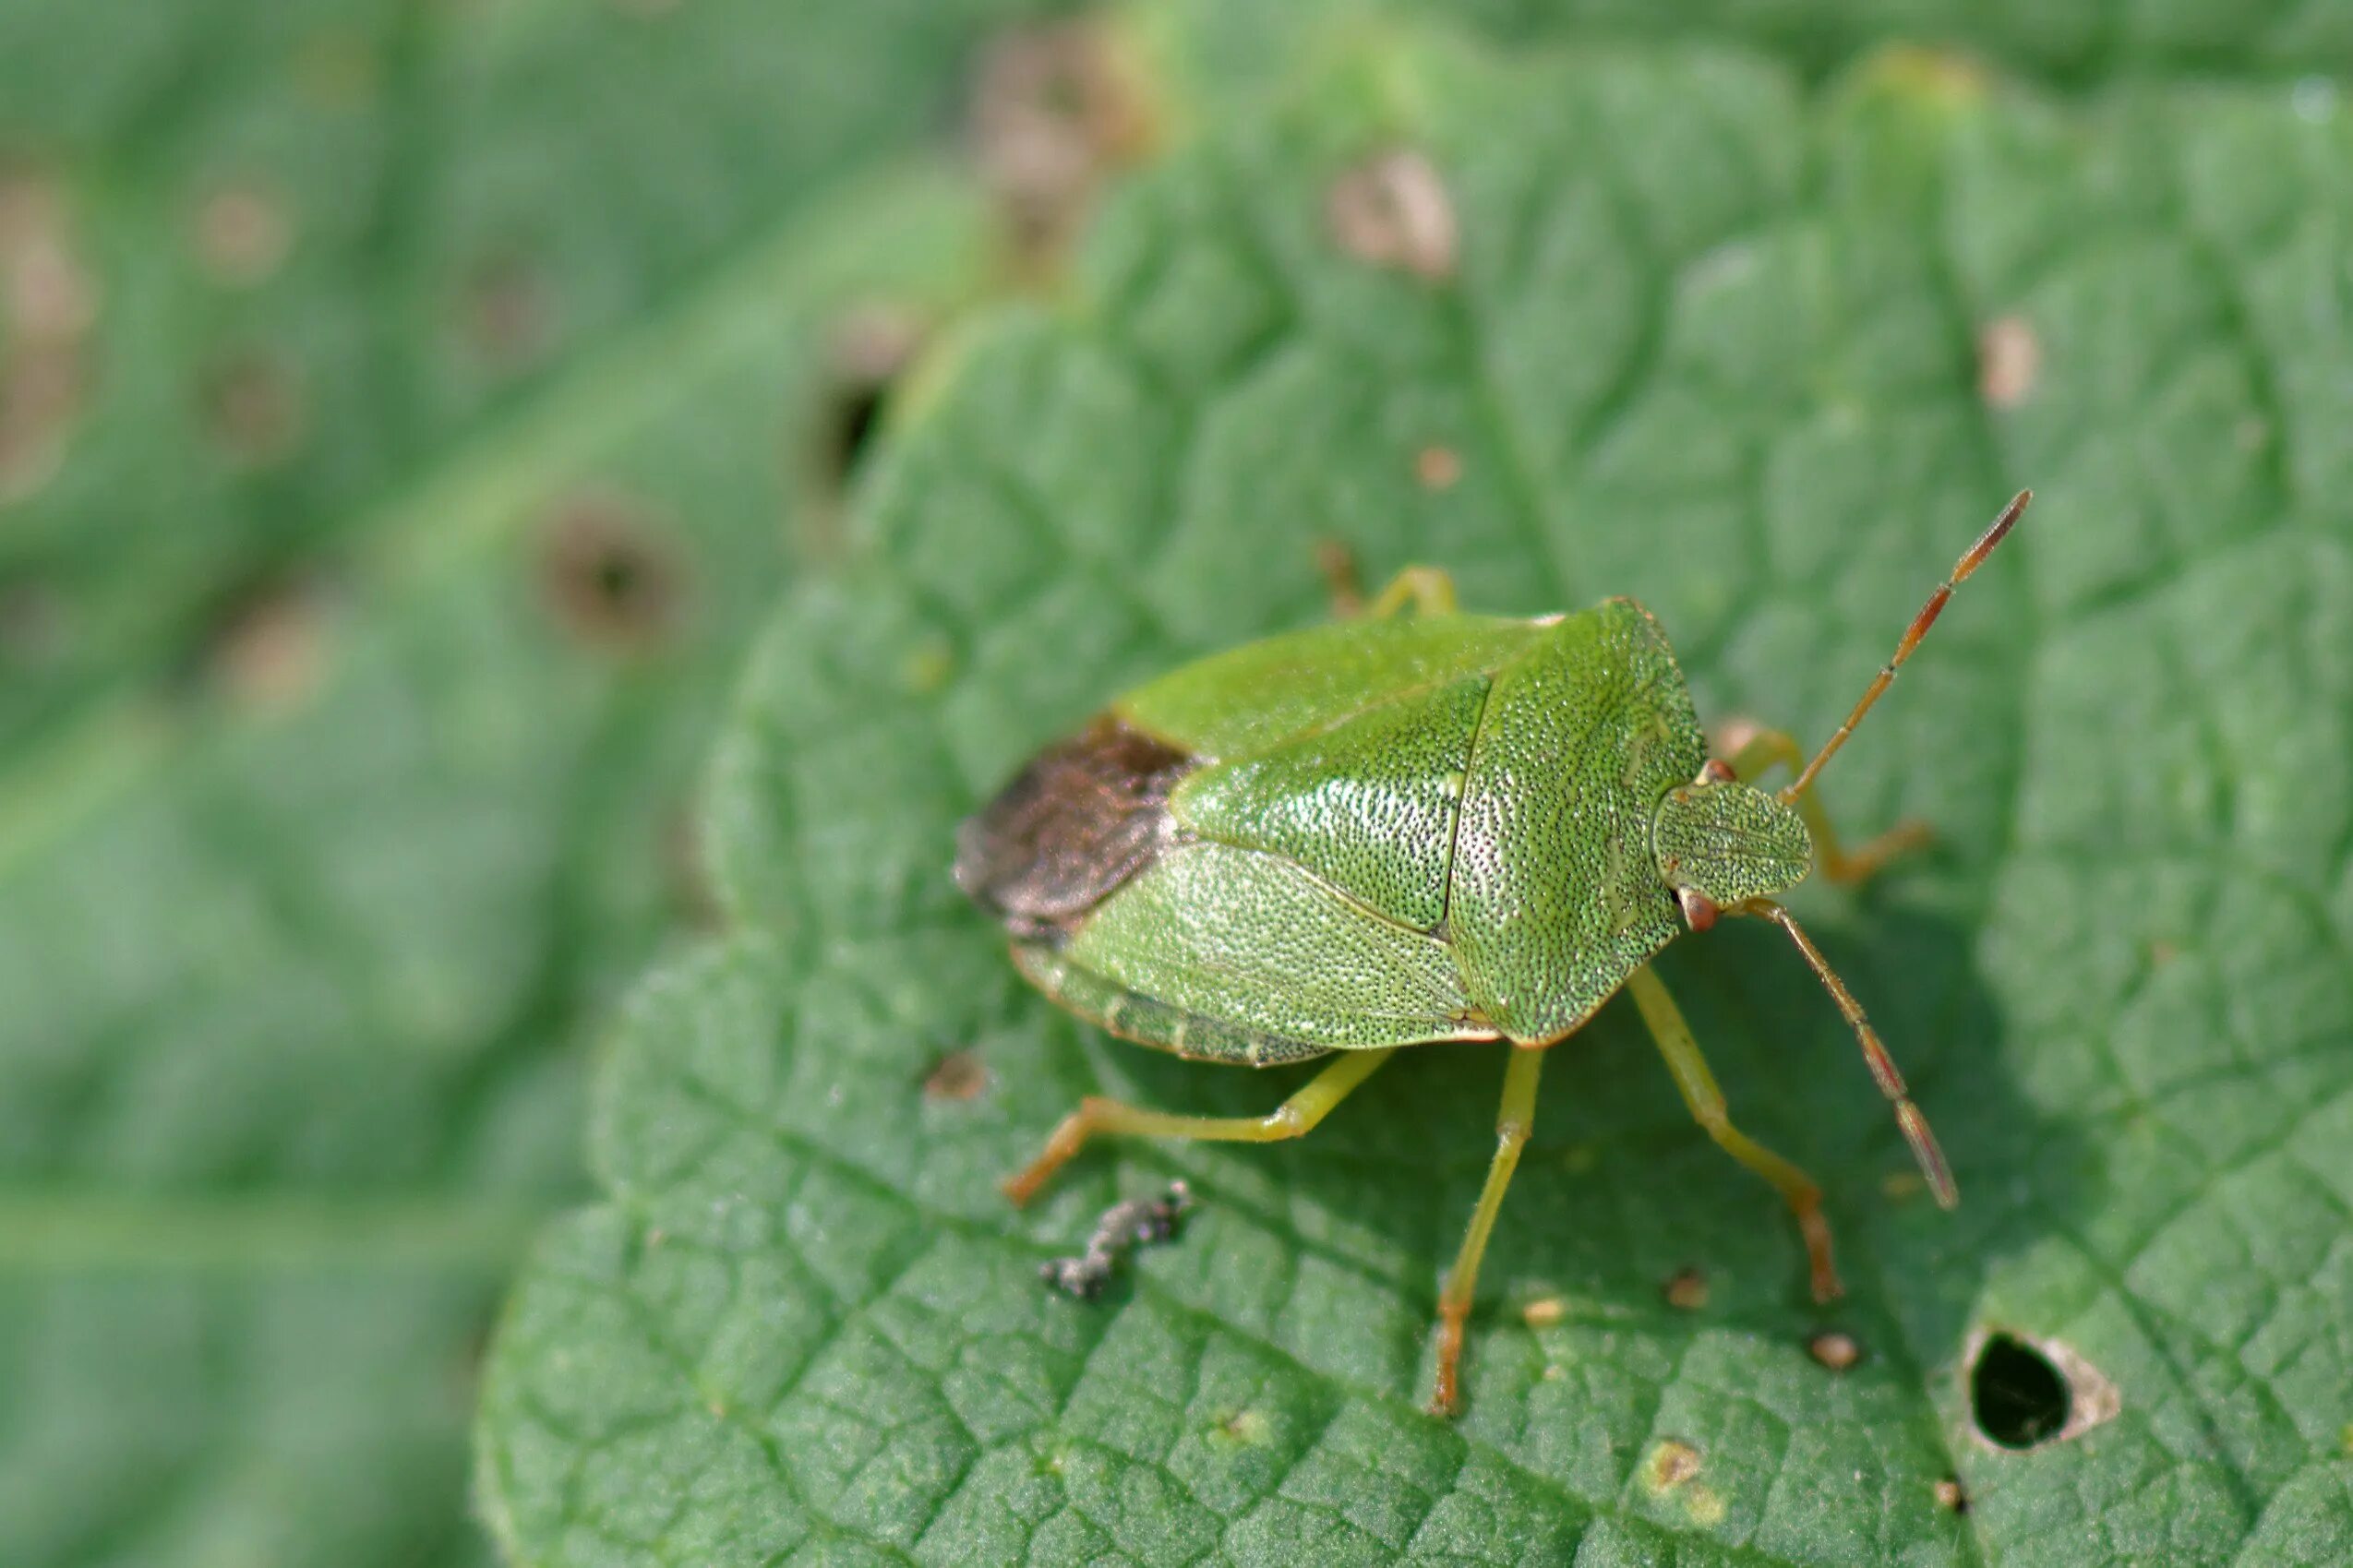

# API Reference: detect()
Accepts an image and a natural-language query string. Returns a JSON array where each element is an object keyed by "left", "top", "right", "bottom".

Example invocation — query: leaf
[
  {"left": 1142, "top": 0, "right": 2353, "bottom": 90},
  {"left": 480, "top": 28, "right": 2353, "bottom": 1568},
  {"left": 0, "top": 0, "right": 1063, "bottom": 754},
  {"left": 0, "top": 173, "right": 1000, "bottom": 1568},
  {"left": 0, "top": 4, "right": 1042, "bottom": 1560}
]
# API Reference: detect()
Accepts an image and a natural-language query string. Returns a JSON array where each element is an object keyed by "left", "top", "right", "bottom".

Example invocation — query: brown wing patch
[{"left": 954, "top": 715, "right": 1195, "bottom": 940}]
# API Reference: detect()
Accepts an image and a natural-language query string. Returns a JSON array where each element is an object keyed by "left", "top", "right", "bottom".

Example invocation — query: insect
[{"left": 957, "top": 491, "right": 2030, "bottom": 1416}]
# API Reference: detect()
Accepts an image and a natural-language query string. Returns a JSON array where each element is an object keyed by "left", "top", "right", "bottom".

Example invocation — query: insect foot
[{"left": 1039, "top": 1179, "right": 1194, "bottom": 1300}]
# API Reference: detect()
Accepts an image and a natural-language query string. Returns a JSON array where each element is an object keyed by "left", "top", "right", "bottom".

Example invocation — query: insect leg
[
  {"left": 1363, "top": 565, "right": 1459, "bottom": 619},
  {"left": 1314, "top": 543, "right": 1459, "bottom": 619},
  {"left": 1624, "top": 964, "right": 1843, "bottom": 1304},
  {"left": 1721, "top": 724, "right": 1928, "bottom": 885},
  {"left": 1426, "top": 1045, "right": 1543, "bottom": 1418},
  {"left": 1001, "top": 1047, "right": 1396, "bottom": 1206}
]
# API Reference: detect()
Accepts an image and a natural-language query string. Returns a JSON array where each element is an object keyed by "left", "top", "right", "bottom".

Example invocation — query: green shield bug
[{"left": 959, "top": 491, "right": 2030, "bottom": 1416}]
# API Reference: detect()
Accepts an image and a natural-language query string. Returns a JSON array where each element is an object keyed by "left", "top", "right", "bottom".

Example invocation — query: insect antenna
[
  {"left": 1743, "top": 899, "right": 1958, "bottom": 1208},
  {"left": 1783, "top": 489, "right": 2031, "bottom": 804}
]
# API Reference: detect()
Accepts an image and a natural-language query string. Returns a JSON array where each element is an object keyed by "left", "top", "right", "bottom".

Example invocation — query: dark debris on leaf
[{"left": 1040, "top": 1179, "right": 1192, "bottom": 1300}]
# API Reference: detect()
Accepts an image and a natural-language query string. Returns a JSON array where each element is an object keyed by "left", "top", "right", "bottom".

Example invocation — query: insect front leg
[
  {"left": 1624, "top": 964, "right": 1843, "bottom": 1304},
  {"left": 1717, "top": 723, "right": 1928, "bottom": 886},
  {"left": 1426, "top": 1045, "right": 1543, "bottom": 1418},
  {"left": 1001, "top": 1047, "right": 1396, "bottom": 1206},
  {"left": 1314, "top": 541, "right": 1459, "bottom": 619}
]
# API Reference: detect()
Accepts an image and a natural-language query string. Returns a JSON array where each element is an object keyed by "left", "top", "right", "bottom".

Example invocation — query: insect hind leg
[{"left": 1002, "top": 1047, "right": 1395, "bottom": 1206}]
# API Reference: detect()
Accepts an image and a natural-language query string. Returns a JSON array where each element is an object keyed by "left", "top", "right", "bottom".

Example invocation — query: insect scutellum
[{"left": 1663, "top": 489, "right": 2033, "bottom": 1212}]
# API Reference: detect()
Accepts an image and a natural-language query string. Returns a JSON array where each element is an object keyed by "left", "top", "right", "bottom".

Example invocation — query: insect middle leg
[
  {"left": 1722, "top": 724, "right": 1927, "bottom": 885},
  {"left": 1625, "top": 964, "right": 1843, "bottom": 1304},
  {"left": 1002, "top": 1047, "right": 1397, "bottom": 1206},
  {"left": 1426, "top": 1045, "right": 1543, "bottom": 1418}
]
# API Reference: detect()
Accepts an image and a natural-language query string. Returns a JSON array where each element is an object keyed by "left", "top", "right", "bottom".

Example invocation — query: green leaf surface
[{"left": 481, "top": 28, "right": 2353, "bottom": 1568}]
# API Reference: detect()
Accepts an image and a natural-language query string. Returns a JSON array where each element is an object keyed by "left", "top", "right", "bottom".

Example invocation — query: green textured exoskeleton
[{"left": 959, "top": 495, "right": 2030, "bottom": 1416}]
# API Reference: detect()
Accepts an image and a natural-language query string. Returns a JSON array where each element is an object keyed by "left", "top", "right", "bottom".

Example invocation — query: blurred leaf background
[{"left": 3, "top": 2, "right": 2350, "bottom": 1566}]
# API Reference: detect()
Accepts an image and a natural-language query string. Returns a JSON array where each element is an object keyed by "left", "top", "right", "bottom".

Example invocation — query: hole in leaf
[
  {"left": 1971, "top": 1332, "right": 2071, "bottom": 1448},
  {"left": 798, "top": 307, "right": 926, "bottom": 556},
  {"left": 827, "top": 378, "right": 887, "bottom": 482}
]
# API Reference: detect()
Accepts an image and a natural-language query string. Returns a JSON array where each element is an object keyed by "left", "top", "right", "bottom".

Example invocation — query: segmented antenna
[
  {"left": 1747, "top": 899, "right": 1959, "bottom": 1208},
  {"left": 1783, "top": 490, "right": 2032, "bottom": 804}
]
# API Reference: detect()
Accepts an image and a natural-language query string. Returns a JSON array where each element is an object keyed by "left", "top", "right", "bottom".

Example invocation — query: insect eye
[{"left": 1676, "top": 886, "right": 1719, "bottom": 932}]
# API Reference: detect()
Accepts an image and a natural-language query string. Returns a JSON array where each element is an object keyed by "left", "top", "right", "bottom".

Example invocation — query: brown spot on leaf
[
  {"left": 205, "top": 574, "right": 334, "bottom": 710},
  {"left": 1520, "top": 1295, "right": 1567, "bottom": 1328},
  {"left": 970, "top": 22, "right": 1154, "bottom": 266},
  {"left": 1808, "top": 1330, "right": 1863, "bottom": 1372},
  {"left": 1643, "top": 1439, "right": 1702, "bottom": 1490},
  {"left": 459, "top": 253, "right": 558, "bottom": 376},
  {"left": 536, "top": 490, "right": 688, "bottom": 653},
  {"left": 0, "top": 164, "right": 96, "bottom": 499},
  {"left": 1933, "top": 1477, "right": 1969, "bottom": 1514},
  {"left": 1977, "top": 315, "right": 2040, "bottom": 409},
  {"left": 1663, "top": 1267, "right": 1709, "bottom": 1311},
  {"left": 1212, "top": 1407, "right": 1271, "bottom": 1445},
  {"left": 1640, "top": 1438, "right": 1725, "bottom": 1526},
  {"left": 921, "top": 1050, "right": 990, "bottom": 1102},
  {"left": 192, "top": 182, "right": 293, "bottom": 285},
  {"left": 200, "top": 350, "right": 306, "bottom": 466},
  {"left": 1328, "top": 149, "right": 1458, "bottom": 281},
  {"left": 955, "top": 715, "right": 1195, "bottom": 941},
  {"left": 1415, "top": 444, "right": 1461, "bottom": 490}
]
